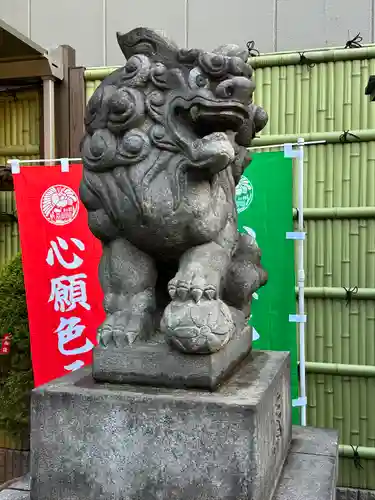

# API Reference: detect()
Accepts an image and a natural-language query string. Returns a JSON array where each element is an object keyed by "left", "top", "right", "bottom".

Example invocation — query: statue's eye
[
  {"left": 196, "top": 74, "right": 208, "bottom": 88},
  {"left": 189, "top": 68, "right": 209, "bottom": 89}
]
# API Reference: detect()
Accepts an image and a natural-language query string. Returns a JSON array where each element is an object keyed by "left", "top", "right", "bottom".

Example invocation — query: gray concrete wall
[{"left": 1, "top": 0, "right": 374, "bottom": 66}]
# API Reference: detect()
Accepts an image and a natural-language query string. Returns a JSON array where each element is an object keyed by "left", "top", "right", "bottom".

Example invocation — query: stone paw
[
  {"left": 168, "top": 265, "right": 220, "bottom": 302},
  {"left": 97, "top": 311, "right": 150, "bottom": 348},
  {"left": 160, "top": 298, "right": 235, "bottom": 354}
]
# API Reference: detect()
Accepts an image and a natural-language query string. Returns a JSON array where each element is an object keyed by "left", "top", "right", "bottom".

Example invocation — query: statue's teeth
[{"left": 190, "top": 106, "right": 199, "bottom": 121}]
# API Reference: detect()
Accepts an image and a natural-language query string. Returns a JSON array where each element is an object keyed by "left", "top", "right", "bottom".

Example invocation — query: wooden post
[
  {"left": 68, "top": 66, "right": 86, "bottom": 158},
  {"left": 54, "top": 45, "right": 76, "bottom": 158}
]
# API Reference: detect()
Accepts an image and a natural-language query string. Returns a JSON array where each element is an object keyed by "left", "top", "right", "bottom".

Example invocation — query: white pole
[{"left": 297, "top": 137, "right": 307, "bottom": 426}]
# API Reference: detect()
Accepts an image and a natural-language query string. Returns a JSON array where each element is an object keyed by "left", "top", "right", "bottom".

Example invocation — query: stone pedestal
[
  {"left": 0, "top": 426, "right": 340, "bottom": 500},
  {"left": 93, "top": 326, "right": 253, "bottom": 390},
  {"left": 30, "top": 351, "right": 291, "bottom": 500},
  {"left": 28, "top": 351, "right": 339, "bottom": 500}
]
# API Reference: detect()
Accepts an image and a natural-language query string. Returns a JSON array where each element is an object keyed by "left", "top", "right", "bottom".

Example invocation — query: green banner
[{"left": 236, "top": 151, "right": 299, "bottom": 424}]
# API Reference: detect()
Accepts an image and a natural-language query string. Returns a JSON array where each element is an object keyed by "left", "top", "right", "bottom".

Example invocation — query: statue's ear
[
  {"left": 117, "top": 27, "right": 179, "bottom": 66},
  {"left": 212, "top": 44, "right": 248, "bottom": 62}
]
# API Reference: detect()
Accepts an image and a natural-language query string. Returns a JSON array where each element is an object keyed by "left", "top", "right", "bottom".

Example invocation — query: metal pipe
[
  {"left": 293, "top": 206, "right": 375, "bottom": 219},
  {"left": 297, "top": 287, "right": 375, "bottom": 300},
  {"left": 252, "top": 129, "right": 375, "bottom": 147},
  {"left": 42, "top": 77, "right": 56, "bottom": 159},
  {"left": 306, "top": 361, "right": 375, "bottom": 377},
  {"left": 295, "top": 138, "right": 307, "bottom": 427},
  {"left": 339, "top": 444, "right": 375, "bottom": 459}
]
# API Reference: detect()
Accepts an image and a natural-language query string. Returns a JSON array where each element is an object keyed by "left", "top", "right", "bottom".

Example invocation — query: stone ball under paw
[{"left": 160, "top": 298, "right": 235, "bottom": 354}]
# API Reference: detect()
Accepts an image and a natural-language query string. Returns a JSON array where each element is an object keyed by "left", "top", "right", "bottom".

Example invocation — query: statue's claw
[
  {"left": 96, "top": 310, "right": 151, "bottom": 348},
  {"left": 168, "top": 266, "right": 219, "bottom": 303}
]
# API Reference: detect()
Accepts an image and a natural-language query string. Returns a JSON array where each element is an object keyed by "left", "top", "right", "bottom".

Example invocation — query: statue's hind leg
[
  {"left": 223, "top": 232, "right": 268, "bottom": 319},
  {"left": 98, "top": 238, "right": 157, "bottom": 347}
]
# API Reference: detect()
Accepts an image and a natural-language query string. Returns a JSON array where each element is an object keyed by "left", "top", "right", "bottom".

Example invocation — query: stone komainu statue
[{"left": 80, "top": 28, "right": 268, "bottom": 354}]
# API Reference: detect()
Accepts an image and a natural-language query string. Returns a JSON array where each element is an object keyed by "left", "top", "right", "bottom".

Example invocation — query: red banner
[
  {"left": 13, "top": 163, "right": 105, "bottom": 386},
  {"left": 0, "top": 333, "right": 12, "bottom": 355}
]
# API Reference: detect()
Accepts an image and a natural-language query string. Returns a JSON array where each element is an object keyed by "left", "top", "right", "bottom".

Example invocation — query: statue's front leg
[
  {"left": 168, "top": 242, "right": 230, "bottom": 302},
  {"left": 161, "top": 241, "right": 236, "bottom": 354},
  {"left": 98, "top": 238, "right": 157, "bottom": 347}
]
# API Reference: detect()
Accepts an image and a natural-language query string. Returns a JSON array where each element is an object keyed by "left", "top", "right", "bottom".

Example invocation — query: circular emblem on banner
[
  {"left": 235, "top": 176, "right": 253, "bottom": 213},
  {"left": 40, "top": 185, "right": 80, "bottom": 226}
]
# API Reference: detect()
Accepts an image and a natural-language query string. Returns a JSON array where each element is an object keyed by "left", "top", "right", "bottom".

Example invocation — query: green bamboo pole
[
  {"left": 83, "top": 45, "right": 375, "bottom": 79},
  {"left": 297, "top": 287, "right": 375, "bottom": 299},
  {"left": 294, "top": 207, "right": 375, "bottom": 220},
  {"left": 306, "top": 361, "right": 375, "bottom": 377},
  {"left": 0, "top": 145, "right": 39, "bottom": 156},
  {"left": 251, "top": 129, "right": 375, "bottom": 147},
  {"left": 84, "top": 45, "right": 375, "bottom": 81},
  {"left": 339, "top": 445, "right": 375, "bottom": 460},
  {"left": 248, "top": 45, "right": 375, "bottom": 69},
  {"left": 84, "top": 66, "right": 120, "bottom": 81}
]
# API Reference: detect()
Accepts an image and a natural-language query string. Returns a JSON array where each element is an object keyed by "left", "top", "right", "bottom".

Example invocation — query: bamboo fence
[{"left": 249, "top": 47, "right": 375, "bottom": 490}]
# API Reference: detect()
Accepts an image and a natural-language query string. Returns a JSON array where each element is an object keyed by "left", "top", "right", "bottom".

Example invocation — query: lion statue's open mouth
[
  {"left": 173, "top": 94, "right": 249, "bottom": 134},
  {"left": 167, "top": 96, "right": 251, "bottom": 172},
  {"left": 178, "top": 100, "right": 249, "bottom": 140}
]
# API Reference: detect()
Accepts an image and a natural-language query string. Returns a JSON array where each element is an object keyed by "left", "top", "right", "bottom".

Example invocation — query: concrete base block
[
  {"left": 5, "top": 427, "right": 340, "bottom": 500},
  {"left": 31, "top": 351, "right": 292, "bottom": 500}
]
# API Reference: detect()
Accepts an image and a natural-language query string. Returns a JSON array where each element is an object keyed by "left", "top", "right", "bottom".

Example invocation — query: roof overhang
[{"left": 0, "top": 19, "right": 63, "bottom": 81}]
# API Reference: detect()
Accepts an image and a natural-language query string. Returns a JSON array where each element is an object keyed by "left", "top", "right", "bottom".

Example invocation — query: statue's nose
[{"left": 215, "top": 76, "right": 255, "bottom": 101}]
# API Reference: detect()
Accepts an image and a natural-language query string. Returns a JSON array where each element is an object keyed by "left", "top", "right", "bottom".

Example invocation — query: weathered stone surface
[
  {"left": 274, "top": 453, "right": 337, "bottom": 500},
  {"left": 93, "top": 325, "right": 252, "bottom": 389},
  {"left": 0, "top": 491, "right": 29, "bottom": 500},
  {"left": 337, "top": 489, "right": 375, "bottom": 500},
  {"left": 274, "top": 426, "right": 339, "bottom": 500},
  {"left": 358, "top": 490, "right": 375, "bottom": 500},
  {"left": 80, "top": 27, "right": 269, "bottom": 359},
  {"left": 31, "top": 351, "right": 291, "bottom": 500},
  {"left": 291, "top": 425, "right": 339, "bottom": 457},
  {"left": 7, "top": 475, "right": 30, "bottom": 492},
  {"left": 336, "top": 489, "right": 360, "bottom": 500},
  {"left": 2, "top": 428, "right": 341, "bottom": 500}
]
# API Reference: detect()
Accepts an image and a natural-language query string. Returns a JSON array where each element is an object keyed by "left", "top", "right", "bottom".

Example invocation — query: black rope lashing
[
  {"left": 298, "top": 52, "right": 315, "bottom": 69},
  {"left": 246, "top": 40, "right": 260, "bottom": 57},
  {"left": 0, "top": 212, "right": 18, "bottom": 223},
  {"left": 0, "top": 90, "right": 18, "bottom": 102},
  {"left": 339, "top": 130, "right": 361, "bottom": 143},
  {"left": 343, "top": 286, "right": 358, "bottom": 306},
  {"left": 345, "top": 33, "right": 363, "bottom": 49},
  {"left": 350, "top": 445, "right": 364, "bottom": 470}
]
